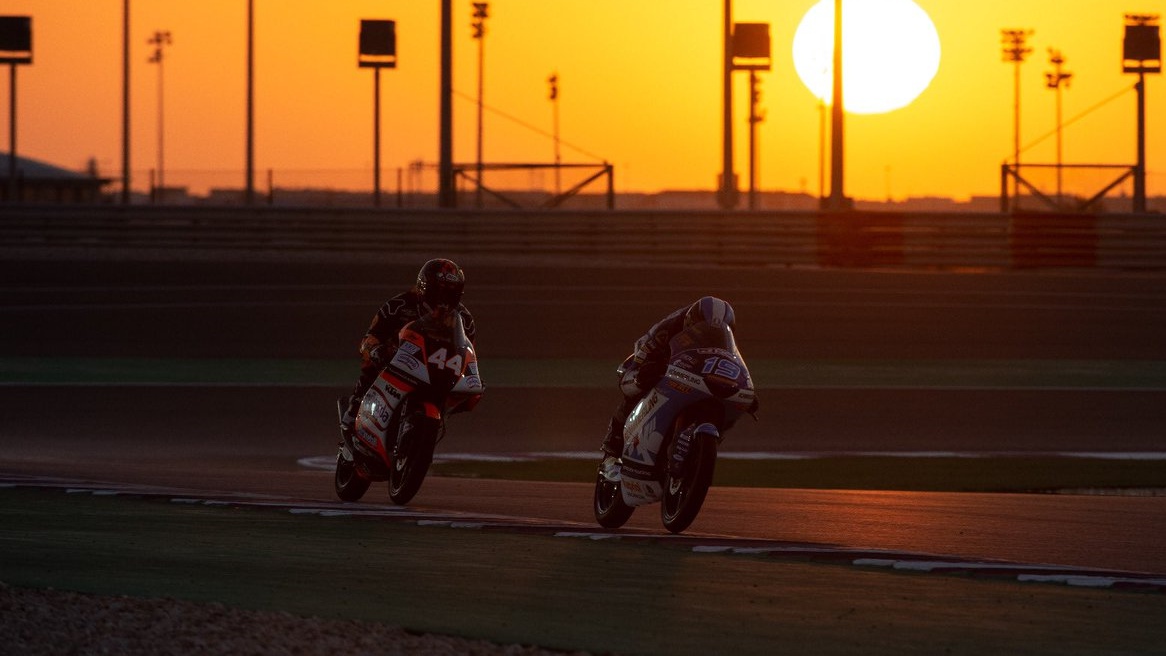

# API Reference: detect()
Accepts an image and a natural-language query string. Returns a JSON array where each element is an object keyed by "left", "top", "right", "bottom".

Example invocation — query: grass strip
[{"left": 2, "top": 488, "right": 1165, "bottom": 655}]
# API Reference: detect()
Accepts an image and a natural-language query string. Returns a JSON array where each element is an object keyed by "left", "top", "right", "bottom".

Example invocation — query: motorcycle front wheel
[
  {"left": 388, "top": 413, "right": 439, "bottom": 505},
  {"left": 661, "top": 433, "right": 717, "bottom": 534},
  {"left": 334, "top": 448, "right": 371, "bottom": 502},
  {"left": 593, "top": 466, "right": 634, "bottom": 529}
]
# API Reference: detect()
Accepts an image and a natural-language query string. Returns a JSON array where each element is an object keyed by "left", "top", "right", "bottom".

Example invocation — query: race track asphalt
[
  {"left": 4, "top": 257, "right": 1166, "bottom": 455},
  {"left": 3, "top": 257, "right": 1166, "bottom": 571}
]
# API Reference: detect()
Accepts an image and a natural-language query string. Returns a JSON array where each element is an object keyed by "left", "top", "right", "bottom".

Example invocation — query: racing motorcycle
[
  {"left": 593, "top": 321, "right": 755, "bottom": 534},
  {"left": 334, "top": 308, "right": 483, "bottom": 505}
]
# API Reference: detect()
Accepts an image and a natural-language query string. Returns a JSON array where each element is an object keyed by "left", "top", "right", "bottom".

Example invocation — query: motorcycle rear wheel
[
  {"left": 334, "top": 448, "right": 371, "bottom": 502},
  {"left": 593, "top": 467, "right": 634, "bottom": 529},
  {"left": 661, "top": 433, "right": 717, "bottom": 534},
  {"left": 388, "top": 414, "right": 438, "bottom": 505}
]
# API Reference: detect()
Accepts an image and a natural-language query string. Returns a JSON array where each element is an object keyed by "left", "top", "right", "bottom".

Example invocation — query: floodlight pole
[
  {"left": 472, "top": 3, "right": 488, "bottom": 209},
  {"left": 1123, "top": 13, "right": 1160, "bottom": 214},
  {"left": 549, "top": 73, "right": 561, "bottom": 196},
  {"left": 121, "top": 0, "right": 131, "bottom": 204},
  {"left": 747, "top": 71, "right": 762, "bottom": 210},
  {"left": 1045, "top": 48, "right": 1071, "bottom": 207},
  {"left": 1135, "top": 71, "right": 1147, "bottom": 213},
  {"left": 148, "top": 30, "right": 172, "bottom": 203},
  {"left": 825, "top": 0, "right": 848, "bottom": 211},
  {"left": 358, "top": 19, "right": 398, "bottom": 208},
  {"left": 7, "top": 63, "right": 15, "bottom": 200},
  {"left": 374, "top": 67, "right": 382, "bottom": 207},
  {"left": 356, "top": 19, "right": 398, "bottom": 207},
  {"left": 245, "top": 0, "right": 255, "bottom": 205},
  {"left": 1001, "top": 29, "right": 1033, "bottom": 207},
  {"left": 438, "top": 0, "right": 455, "bottom": 208},
  {"left": 717, "top": 0, "right": 737, "bottom": 210},
  {"left": 2, "top": 16, "right": 31, "bottom": 202}
]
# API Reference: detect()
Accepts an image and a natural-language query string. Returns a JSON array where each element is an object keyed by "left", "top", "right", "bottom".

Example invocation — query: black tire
[
  {"left": 661, "top": 433, "right": 717, "bottom": 534},
  {"left": 388, "top": 415, "right": 438, "bottom": 505},
  {"left": 334, "top": 449, "right": 371, "bottom": 502},
  {"left": 593, "top": 466, "right": 635, "bottom": 529}
]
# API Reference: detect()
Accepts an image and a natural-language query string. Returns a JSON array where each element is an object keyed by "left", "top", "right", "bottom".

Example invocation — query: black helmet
[
  {"left": 683, "top": 296, "right": 735, "bottom": 330},
  {"left": 416, "top": 258, "right": 465, "bottom": 309}
]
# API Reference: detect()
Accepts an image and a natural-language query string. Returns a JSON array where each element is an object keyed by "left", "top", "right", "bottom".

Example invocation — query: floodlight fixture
[
  {"left": 471, "top": 2, "right": 488, "bottom": 38},
  {"left": 1123, "top": 14, "right": 1161, "bottom": 74},
  {"left": 0, "top": 16, "right": 31, "bottom": 64},
  {"left": 359, "top": 19, "right": 397, "bottom": 68},
  {"left": 732, "top": 22, "right": 771, "bottom": 71}
]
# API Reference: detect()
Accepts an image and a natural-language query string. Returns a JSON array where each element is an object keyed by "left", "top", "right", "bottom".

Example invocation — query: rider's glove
[
  {"left": 634, "top": 361, "right": 666, "bottom": 389},
  {"left": 369, "top": 344, "right": 391, "bottom": 367}
]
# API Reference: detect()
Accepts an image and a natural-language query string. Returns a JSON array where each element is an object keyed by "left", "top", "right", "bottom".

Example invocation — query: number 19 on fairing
[{"left": 701, "top": 356, "right": 740, "bottom": 379}]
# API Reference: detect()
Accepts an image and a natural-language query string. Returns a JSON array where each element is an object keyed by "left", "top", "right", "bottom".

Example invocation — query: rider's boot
[
  {"left": 341, "top": 394, "right": 360, "bottom": 430},
  {"left": 600, "top": 417, "right": 623, "bottom": 465},
  {"left": 338, "top": 395, "right": 360, "bottom": 454}
]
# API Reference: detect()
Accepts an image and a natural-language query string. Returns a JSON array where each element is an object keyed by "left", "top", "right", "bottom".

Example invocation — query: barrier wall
[{"left": 1, "top": 205, "right": 1164, "bottom": 270}]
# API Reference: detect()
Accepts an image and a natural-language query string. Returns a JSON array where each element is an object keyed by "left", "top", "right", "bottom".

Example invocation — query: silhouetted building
[{"left": 1, "top": 152, "right": 111, "bottom": 203}]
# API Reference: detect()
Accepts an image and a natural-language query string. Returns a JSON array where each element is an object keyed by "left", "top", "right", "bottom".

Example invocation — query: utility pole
[
  {"left": 471, "top": 2, "right": 488, "bottom": 208},
  {"left": 1044, "top": 48, "right": 1071, "bottom": 207},
  {"left": 1001, "top": 29, "right": 1033, "bottom": 205},
  {"left": 147, "top": 30, "right": 172, "bottom": 203}
]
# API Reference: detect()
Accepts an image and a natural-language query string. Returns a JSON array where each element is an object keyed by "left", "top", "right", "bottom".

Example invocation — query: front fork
[
  {"left": 337, "top": 398, "right": 356, "bottom": 457},
  {"left": 668, "top": 422, "right": 720, "bottom": 478},
  {"left": 395, "top": 398, "right": 443, "bottom": 459}
]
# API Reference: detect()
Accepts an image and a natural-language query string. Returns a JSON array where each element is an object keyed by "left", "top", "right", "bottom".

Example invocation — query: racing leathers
[
  {"left": 340, "top": 289, "right": 477, "bottom": 432},
  {"left": 599, "top": 304, "right": 691, "bottom": 457}
]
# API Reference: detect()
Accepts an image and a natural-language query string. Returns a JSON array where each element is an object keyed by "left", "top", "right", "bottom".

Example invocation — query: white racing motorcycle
[
  {"left": 593, "top": 321, "right": 756, "bottom": 534},
  {"left": 335, "top": 308, "right": 483, "bottom": 505}
]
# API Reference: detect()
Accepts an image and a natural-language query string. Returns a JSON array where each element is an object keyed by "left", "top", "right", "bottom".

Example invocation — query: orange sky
[{"left": 3, "top": 1, "right": 1163, "bottom": 202}]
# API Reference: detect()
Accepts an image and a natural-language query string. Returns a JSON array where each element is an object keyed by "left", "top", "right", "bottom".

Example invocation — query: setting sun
[{"left": 792, "top": 0, "right": 942, "bottom": 115}]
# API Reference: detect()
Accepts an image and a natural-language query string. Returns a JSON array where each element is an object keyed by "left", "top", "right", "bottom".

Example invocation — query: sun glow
[{"left": 792, "top": 0, "right": 941, "bottom": 115}]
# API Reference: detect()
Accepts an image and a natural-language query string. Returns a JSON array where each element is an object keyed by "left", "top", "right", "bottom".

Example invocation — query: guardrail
[{"left": 2, "top": 205, "right": 1165, "bottom": 270}]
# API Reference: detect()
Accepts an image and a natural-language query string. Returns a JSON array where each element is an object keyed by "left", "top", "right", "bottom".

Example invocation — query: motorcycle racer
[
  {"left": 599, "top": 296, "right": 755, "bottom": 462},
  {"left": 340, "top": 258, "right": 477, "bottom": 437}
]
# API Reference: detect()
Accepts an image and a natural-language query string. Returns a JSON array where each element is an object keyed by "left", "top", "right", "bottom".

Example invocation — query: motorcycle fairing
[
  {"left": 355, "top": 370, "right": 414, "bottom": 465},
  {"left": 391, "top": 329, "right": 432, "bottom": 387},
  {"left": 447, "top": 351, "right": 484, "bottom": 412},
  {"left": 618, "top": 368, "right": 695, "bottom": 507},
  {"left": 617, "top": 322, "right": 755, "bottom": 508},
  {"left": 353, "top": 311, "right": 484, "bottom": 469}
]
